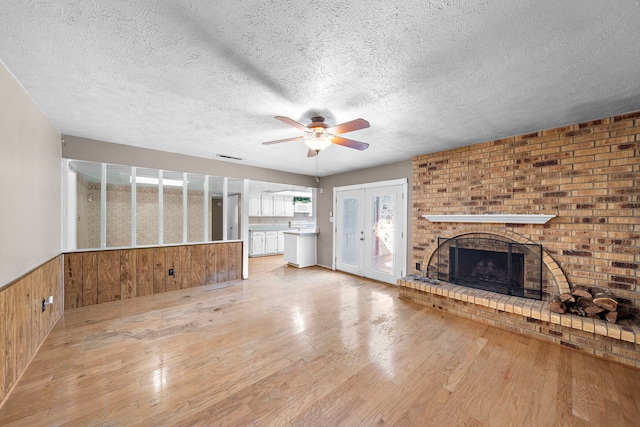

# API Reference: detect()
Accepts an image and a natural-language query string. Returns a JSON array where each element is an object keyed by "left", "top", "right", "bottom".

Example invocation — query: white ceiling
[{"left": 2, "top": 1, "right": 640, "bottom": 177}]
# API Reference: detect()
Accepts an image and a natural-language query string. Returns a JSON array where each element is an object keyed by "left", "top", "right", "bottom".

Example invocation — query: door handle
[{"left": 360, "top": 237, "right": 364, "bottom": 241}]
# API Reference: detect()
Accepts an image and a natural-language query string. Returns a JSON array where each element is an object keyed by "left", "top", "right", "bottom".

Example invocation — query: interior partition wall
[{"left": 64, "top": 160, "right": 248, "bottom": 277}]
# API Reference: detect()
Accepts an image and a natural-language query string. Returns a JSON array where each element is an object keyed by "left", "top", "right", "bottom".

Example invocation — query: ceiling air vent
[{"left": 216, "top": 154, "right": 242, "bottom": 161}]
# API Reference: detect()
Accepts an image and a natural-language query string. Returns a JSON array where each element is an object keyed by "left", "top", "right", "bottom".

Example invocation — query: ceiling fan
[{"left": 262, "top": 116, "right": 370, "bottom": 157}]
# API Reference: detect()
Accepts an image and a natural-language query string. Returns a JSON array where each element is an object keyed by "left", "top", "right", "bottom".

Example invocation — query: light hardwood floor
[{"left": 1, "top": 255, "right": 639, "bottom": 426}]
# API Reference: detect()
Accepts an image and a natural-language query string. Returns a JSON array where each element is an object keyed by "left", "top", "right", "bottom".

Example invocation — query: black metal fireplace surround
[{"left": 434, "top": 235, "right": 543, "bottom": 300}]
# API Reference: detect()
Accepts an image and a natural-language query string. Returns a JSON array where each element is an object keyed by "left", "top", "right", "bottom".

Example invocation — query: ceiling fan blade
[
  {"left": 275, "top": 116, "right": 310, "bottom": 132},
  {"left": 262, "top": 136, "right": 304, "bottom": 145},
  {"left": 307, "top": 148, "right": 318, "bottom": 157},
  {"left": 327, "top": 118, "right": 370, "bottom": 135},
  {"left": 331, "top": 136, "right": 369, "bottom": 151}
]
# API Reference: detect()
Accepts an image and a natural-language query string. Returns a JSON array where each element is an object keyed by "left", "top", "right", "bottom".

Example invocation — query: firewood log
[
  {"left": 592, "top": 287, "right": 618, "bottom": 312},
  {"left": 549, "top": 296, "right": 566, "bottom": 314},
  {"left": 571, "top": 285, "right": 592, "bottom": 299},
  {"left": 584, "top": 305, "right": 606, "bottom": 315},
  {"left": 576, "top": 297, "right": 606, "bottom": 315},
  {"left": 605, "top": 311, "right": 618, "bottom": 324},
  {"left": 577, "top": 297, "right": 594, "bottom": 308},
  {"left": 559, "top": 293, "right": 575, "bottom": 303}
]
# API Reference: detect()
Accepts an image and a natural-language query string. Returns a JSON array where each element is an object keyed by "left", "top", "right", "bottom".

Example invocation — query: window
[{"left": 65, "top": 160, "right": 242, "bottom": 250}]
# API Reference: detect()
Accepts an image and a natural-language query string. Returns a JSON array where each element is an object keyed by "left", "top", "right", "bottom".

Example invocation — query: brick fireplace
[
  {"left": 400, "top": 110, "right": 640, "bottom": 368},
  {"left": 431, "top": 233, "right": 543, "bottom": 299}
]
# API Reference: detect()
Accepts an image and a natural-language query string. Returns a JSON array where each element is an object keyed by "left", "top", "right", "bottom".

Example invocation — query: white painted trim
[
  {"left": 182, "top": 172, "right": 188, "bottom": 243},
  {"left": 131, "top": 167, "right": 136, "bottom": 246},
  {"left": 100, "top": 163, "right": 107, "bottom": 248},
  {"left": 422, "top": 214, "right": 556, "bottom": 224},
  {"left": 158, "top": 170, "right": 164, "bottom": 245},
  {"left": 332, "top": 190, "right": 336, "bottom": 271},
  {"left": 61, "top": 159, "right": 77, "bottom": 251},
  {"left": 242, "top": 179, "right": 250, "bottom": 279},
  {"left": 203, "top": 176, "right": 209, "bottom": 242},
  {"left": 332, "top": 178, "right": 407, "bottom": 193},
  {"left": 63, "top": 239, "right": 243, "bottom": 253},
  {"left": 222, "top": 177, "right": 228, "bottom": 240},
  {"left": 311, "top": 188, "right": 318, "bottom": 224},
  {"left": 400, "top": 181, "right": 408, "bottom": 278}
]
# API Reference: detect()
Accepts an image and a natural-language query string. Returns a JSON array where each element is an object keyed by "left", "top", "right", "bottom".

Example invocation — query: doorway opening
[
  {"left": 212, "top": 194, "right": 240, "bottom": 241},
  {"left": 333, "top": 179, "right": 407, "bottom": 284}
]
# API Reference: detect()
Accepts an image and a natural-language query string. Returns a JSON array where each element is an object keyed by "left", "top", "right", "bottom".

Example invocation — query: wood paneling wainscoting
[
  {"left": 63, "top": 241, "right": 243, "bottom": 310},
  {"left": 0, "top": 256, "right": 63, "bottom": 407}
]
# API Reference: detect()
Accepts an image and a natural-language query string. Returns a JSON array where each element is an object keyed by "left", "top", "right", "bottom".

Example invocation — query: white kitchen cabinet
[
  {"left": 277, "top": 231, "right": 285, "bottom": 252},
  {"left": 265, "top": 231, "right": 278, "bottom": 253},
  {"left": 249, "top": 194, "right": 295, "bottom": 217},
  {"left": 272, "top": 195, "right": 284, "bottom": 217},
  {"left": 261, "top": 195, "right": 274, "bottom": 216},
  {"left": 250, "top": 231, "right": 265, "bottom": 256},
  {"left": 270, "top": 195, "right": 295, "bottom": 217},
  {"left": 283, "top": 196, "right": 294, "bottom": 217},
  {"left": 249, "top": 194, "right": 262, "bottom": 216},
  {"left": 250, "top": 230, "right": 287, "bottom": 256}
]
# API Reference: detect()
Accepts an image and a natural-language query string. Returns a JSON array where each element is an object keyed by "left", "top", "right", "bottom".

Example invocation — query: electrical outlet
[
  {"left": 42, "top": 295, "right": 54, "bottom": 312},
  {"left": 168, "top": 268, "right": 174, "bottom": 276}
]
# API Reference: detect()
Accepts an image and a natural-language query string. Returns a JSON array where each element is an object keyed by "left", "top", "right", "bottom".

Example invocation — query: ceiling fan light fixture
[
  {"left": 264, "top": 115, "right": 369, "bottom": 156},
  {"left": 304, "top": 135, "right": 332, "bottom": 152}
]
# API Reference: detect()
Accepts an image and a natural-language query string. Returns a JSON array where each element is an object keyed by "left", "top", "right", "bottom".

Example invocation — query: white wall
[
  {"left": 62, "top": 135, "right": 319, "bottom": 188},
  {"left": 0, "top": 61, "right": 61, "bottom": 288}
]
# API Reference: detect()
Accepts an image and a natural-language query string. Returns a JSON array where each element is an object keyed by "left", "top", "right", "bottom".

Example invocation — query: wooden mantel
[{"left": 422, "top": 214, "right": 556, "bottom": 224}]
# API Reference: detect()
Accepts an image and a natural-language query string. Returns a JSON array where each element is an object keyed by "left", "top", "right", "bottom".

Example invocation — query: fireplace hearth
[{"left": 433, "top": 235, "right": 543, "bottom": 300}]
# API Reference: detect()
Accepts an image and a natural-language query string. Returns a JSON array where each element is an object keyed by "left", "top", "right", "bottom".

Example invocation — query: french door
[
  {"left": 334, "top": 181, "right": 406, "bottom": 284},
  {"left": 335, "top": 190, "right": 364, "bottom": 276}
]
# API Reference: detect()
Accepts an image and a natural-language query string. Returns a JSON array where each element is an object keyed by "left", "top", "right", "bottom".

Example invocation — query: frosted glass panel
[
  {"left": 72, "top": 160, "right": 101, "bottom": 249},
  {"left": 187, "top": 174, "right": 206, "bottom": 242},
  {"left": 340, "top": 197, "right": 359, "bottom": 266},
  {"left": 163, "top": 170, "right": 184, "bottom": 244},
  {"left": 371, "top": 194, "right": 394, "bottom": 275},
  {"left": 106, "top": 164, "right": 131, "bottom": 247},
  {"left": 136, "top": 168, "right": 159, "bottom": 246}
]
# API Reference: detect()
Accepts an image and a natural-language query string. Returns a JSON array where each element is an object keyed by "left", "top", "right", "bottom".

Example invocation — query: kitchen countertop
[
  {"left": 248, "top": 225, "right": 293, "bottom": 232},
  {"left": 283, "top": 230, "right": 319, "bottom": 235}
]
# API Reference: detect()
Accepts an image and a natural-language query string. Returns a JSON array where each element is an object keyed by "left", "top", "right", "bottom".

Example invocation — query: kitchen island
[{"left": 283, "top": 230, "right": 317, "bottom": 268}]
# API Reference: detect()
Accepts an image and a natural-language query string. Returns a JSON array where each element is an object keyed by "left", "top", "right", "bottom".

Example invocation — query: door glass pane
[
  {"left": 106, "top": 164, "right": 131, "bottom": 247},
  {"left": 371, "top": 194, "right": 394, "bottom": 274},
  {"left": 136, "top": 168, "right": 159, "bottom": 246},
  {"left": 340, "top": 197, "right": 359, "bottom": 265}
]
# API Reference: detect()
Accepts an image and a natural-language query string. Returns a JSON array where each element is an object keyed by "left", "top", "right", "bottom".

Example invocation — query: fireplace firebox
[{"left": 434, "top": 235, "right": 543, "bottom": 300}]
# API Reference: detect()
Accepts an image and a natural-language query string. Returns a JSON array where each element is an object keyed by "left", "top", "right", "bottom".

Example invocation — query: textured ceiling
[{"left": 1, "top": 1, "right": 640, "bottom": 176}]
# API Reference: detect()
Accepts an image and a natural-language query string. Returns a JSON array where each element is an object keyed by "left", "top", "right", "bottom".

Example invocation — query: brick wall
[
  {"left": 412, "top": 111, "right": 640, "bottom": 308},
  {"left": 399, "top": 280, "right": 640, "bottom": 368}
]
